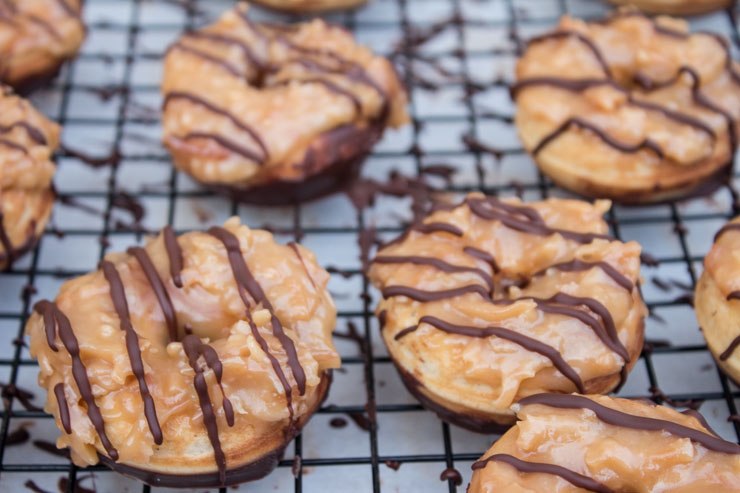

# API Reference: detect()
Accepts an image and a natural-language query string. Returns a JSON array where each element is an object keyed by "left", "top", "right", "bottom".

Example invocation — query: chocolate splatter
[
  {"left": 439, "top": 467, "right": 462, "bottom": 486},
  {"left": 385, "top": 460, "right": 402, "bottom": 470},
  {"left": 329, "top": 417, "right": 348, "bottom": 428}
]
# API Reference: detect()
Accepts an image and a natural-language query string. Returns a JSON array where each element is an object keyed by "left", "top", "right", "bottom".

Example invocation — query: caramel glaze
[
  {"left": 372, "top": 194, "right": 644, "bottom": 411},
  {"left": 708, "top": 223, "right": 740, "bottom": 360},
  {"left": 162, "top": 7, "right": 391, "bottom": 171},
  {"left": 30, "top": 224, "right": 323, "bottom": 483},
  {"left": 513, "top": 11, "right": 740, "bottom": 165}
]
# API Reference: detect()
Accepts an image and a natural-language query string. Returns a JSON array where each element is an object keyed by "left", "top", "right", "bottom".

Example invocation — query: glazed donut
[
  {"left": 610, "top": 0, "right": 733, "bottom": 15},
  {"left": 0, "top": 0, "right": 85, "bottom": 92},
  {"left": 367, "top": 193, "right": 646, "bottom": 431},
  {"left": 469, "top": 394, "right": 740, "bottom": 492},
  {"left": 252, "top": 0, "right": 367, "bottom": 13},
  {"left": 25, "top": 218, "right": 340, "bottom": 487},
  {"left": 0, "top": 86, "right": 59, "bottom": 270},
  {"left": 696, "top": 216, "right": 740, "bottom": 385},
  {"left": 513, "top": 11, "right": 740, "bottom": 203},
  {"left": 161, "top": 2, "right": 408, "bottom": 205}
]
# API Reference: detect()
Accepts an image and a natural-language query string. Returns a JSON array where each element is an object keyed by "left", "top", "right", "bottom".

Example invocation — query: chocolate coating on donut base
[
  {"left": 6, "top": 59, "right": 68, "bottom": 96},
  {"left": 98, "top": 372, "right": 332, "bottom": 488},
  {"left": 392, "top": 359, "right": 512, "bottom": 434},
  {"left": 208, "top": 122, "right": 382, "bottom": 206}
]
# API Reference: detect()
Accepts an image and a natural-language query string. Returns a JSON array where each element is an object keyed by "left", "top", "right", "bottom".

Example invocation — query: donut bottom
[
  {"left": 204, "top": 122, "right": 383, "bottom": 206},
  {"left": 4, "top": 57, "right": 71, "bottom": 96},
  {"left": 609, "top": 0, "right": 732, "bottom": 15},
  {"left": 99, "top": 372, "right": 332, "bottom": 488},
  {"left": 695, "top": 272, "right": 740, "bottom": 385},
  {"left": 534, "top": 153, "right": 733, "bottom": 205},
  {"left": 251, "top": 0, "right": 367, "bottom": 12}
]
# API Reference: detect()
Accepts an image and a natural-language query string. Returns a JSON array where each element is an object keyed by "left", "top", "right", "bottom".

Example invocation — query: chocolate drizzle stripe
[
  {"left": 183, "top": 31, "right": 264, "bottom": 71},
  {"left": 373, "top": 255, "right": 495, "bottom": 293},
  {"left": 465, "top": 197, "right": 613, "bottom": 243},
  {"left": 518, "top": 393, "right": 740, "bottom": 454},
  {"left": 412, "top": 222, "right": 464, "bottom": 236},
  {"left": 0, "top": 121, "right": 46, "bottom": 145},
  {"left": 0, "top": 137, "right": 28, "bottom": 154},
  {"left": 533, "top": 117, "right": 664, "bottom": 158},
  {"left": 537, "top": 259, "right": 633, "bottom": 292},
  {"left": 463, "top": 246, "right": 500, "bottom": 273},
  {"left": 180, "top": 131, "right": 264, "bottom": 163},
  {"left": 53, "top": 383, "right": 71, "bottom": 434},
  {"left": 182, "top": 334, "right": 231, "bottom": 485},
  {"left": 0, "top": 212, "right": 16, "bottom": 267},
  {"left": 163, "top": 225, "right": 184, "bottom": 288},
  {"left": 208, "top": 226, "right": 306, "bottom": 396},
  {"left": 719, "top": 333, "right": 740, "bottom": 361},
  {"left": 128, "top": 247, "right": 178, "bottom": 343},
  {"left": 713, "top": 223, "right": 740, "bottom": 242},
  {"left": 472, "top": 454, "right": 614, "bottom": 493},
  {"left": 163, "top": 92, "right": 268, "bottom": 162},
  {"left": 288, "top": 242, "right": 316, "bottom": 289},
  {"left": 169, "top": 43, "right": 243, "bottom": 78},
  {"left": 405, "top": 316, "right": 585, "bottom": 392},
  {"left": 33, "top": 300, "right": 119, "bottom": 460},
  {"left": 272, "top": 77, "right": 362, "bottom": 114},
  {"left": 527, "top": 30, "right": 612, "bottom": 77},
  {"left": 100, "top": 261, "right": 163, "bottom": 445},
  {"left": 382, "top": 284, "right": 491, "bottom": 302}
]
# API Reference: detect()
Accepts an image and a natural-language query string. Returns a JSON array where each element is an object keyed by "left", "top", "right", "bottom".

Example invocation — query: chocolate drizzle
[
  {"left": 535, "top": 259, "right": 633, "bottom": 291},
  {"left": 54, "top": 383, "right": 71, "bottom": 434},
  {"left": 208, "top": 227, "right": 306, "bottom": 415},
  {"left": 518, "top": 393, "right": 740, "bottom": 454},
  {"left": 100, "top": 260, "right": 163, "bottom": 445},
  {"left": 163, "top": 225, "right": 184, "bottom": 288},
  {"left": 374, "top": 255, "right": 495, "bottom": 293},
  {"left": 127, "top": 246, "right": 178, "bottom": 342},
  {"left": 400, "top": 316, "right": 585, "bottom": 392},
  {"left": 472, "top": 454, "right": 614, "bottom": 493},
  {"left": 182, "top": 333, "right": 235, "bottom": 485},
  {"left": 33, "top": 300, "right": 119, "bottom": 461}
]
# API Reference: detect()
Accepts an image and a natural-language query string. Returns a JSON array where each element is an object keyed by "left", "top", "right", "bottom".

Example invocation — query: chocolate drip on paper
[
  {"left": 33, "top": 300, "right": 119, "bottom": 461},
  {"left": 100, "top": 260, "right": 163, "bottom": 445},
  {"left": 163, "top": 225, "right": 184, "bottom": 288},
  {"left": 182, "top": 333, "right": 235, "bottom": 485},
  {"left": 128, "top": 246, "right": 178, "bottom": 342},
  {"left": 518, "top": 393, "right": 740, "bottom": 454},
  {"left": 208, "top": 226, "right": 305, "bottom": 420},
  {"left": 53, "top": 383, "right": 71, "bottom": 434},
  {"left": 472, "top": 454, "right": 614, "bottom": 493},
  {"left": 400, "top": 316, "right": 585, "bottom": 392}
]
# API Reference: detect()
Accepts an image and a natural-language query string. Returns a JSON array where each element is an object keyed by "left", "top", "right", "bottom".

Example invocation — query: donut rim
[
  {"left": 251, "top": 0, "right": 368, "bottom": 13},
  {"left": 98, "top": 371, "right": 332, "bottom": 488}
]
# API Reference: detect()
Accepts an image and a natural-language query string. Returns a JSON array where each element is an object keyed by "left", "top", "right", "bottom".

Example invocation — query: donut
[
  {"left": 469, "top": 393, "right": 740, "bottom": 492},
  {"left": 25, "top": 218, "right": 340, "bottom": 487},
  {"left": 252, "top": 0, "right": 367, "bottom": 13},
  {"left": 161, "top": 2, "right": 409, "bottom": 205},
  {"left": 0, "top": 86, "right": 59, "bottom": 270},
  {"left": 367, "top": 193, "right": 646, "bottom": 431},
  {"left": 696, "top": 217, "right": 740, "bottom": 385},
  {"left": 0, "top": 0, "right": 86, "bottom": 92},
  {"left": 513, "top": 10, "right": 740, "bottom": 204},
  {"left": 609, "top": 0, "right": 733, "bottom": 15}
]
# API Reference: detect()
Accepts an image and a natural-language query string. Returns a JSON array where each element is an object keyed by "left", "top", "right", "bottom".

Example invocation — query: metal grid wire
[{"left": 0, "top": 0, "right": 740, "bottom": 491}]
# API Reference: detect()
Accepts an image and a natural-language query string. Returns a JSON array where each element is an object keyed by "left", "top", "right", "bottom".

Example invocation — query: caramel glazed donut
[
  {"left": 161, "top": 3, "right": 409, "bottom": 205},
  {"left": 513, "top": 11, "right": 740, "bottom": 204},
  {"left": 0, "top": 0, "right": 85, "bottom": 92},
  {"left": 0, "top": 86, "right": 59, "bottom": 271},
  {"left": 469, "top": 394, "right": 740, "bottom": 492},
  {"left": 251, "top": 0, "right": 368, "bottom": 13},
  {"left": 368, "top": 193, "right": 647, "bottom": 432},
  {"left": 610, "top": 0, "right": 734, "bottom": 16},
  {"left": 696, "top": 217, "right": 740, "bottom": 386},
  {"left": 25, "top": 218, "right": 341, "bottom": 487}
]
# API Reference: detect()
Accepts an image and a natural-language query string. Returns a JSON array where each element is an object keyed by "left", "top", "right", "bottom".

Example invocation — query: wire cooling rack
[{"left": 1, "top": 0, "right": 740, "bottom": 491}]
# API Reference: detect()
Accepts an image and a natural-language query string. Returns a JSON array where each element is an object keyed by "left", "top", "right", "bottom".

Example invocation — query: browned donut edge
[
  {"left": 99, "top": 371, "right": 332, "bottom": 488},
  {"left": 208, "top": 122, "right": 383, "bottom": 205},
  {"left": 4, "top": 58, "right": 69, "bottom": 96}
]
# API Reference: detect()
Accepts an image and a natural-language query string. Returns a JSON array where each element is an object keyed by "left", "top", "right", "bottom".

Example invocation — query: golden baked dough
[
  {"left": 161, "top": 2, "right": 408, "bottom": 205},
  {"left": 514, "top": 10, "right": 740, "bottom": 203},
  {"left": 469, "top": 394, "right": 740, "bottom": 492},
  {"left": 0, "top": 0, "right": 85, "bottom": 91},
  {"left": 0, "top": 86, "right": 59, "bottom": 270},
  {"left": 25, "top": 218, "right": 340, "bottom": 487},
  {"left": 610, "top": 0, "right": 733, "bottom": 15},
  {"left": 696, "top": 216, "right": 740, "bottom": 385},
  {"left": 252, "top": 0, "right": 367, "bottom": 12},
  {"left": 368, "top": 193, "right": 646, "bottom": 431}
]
